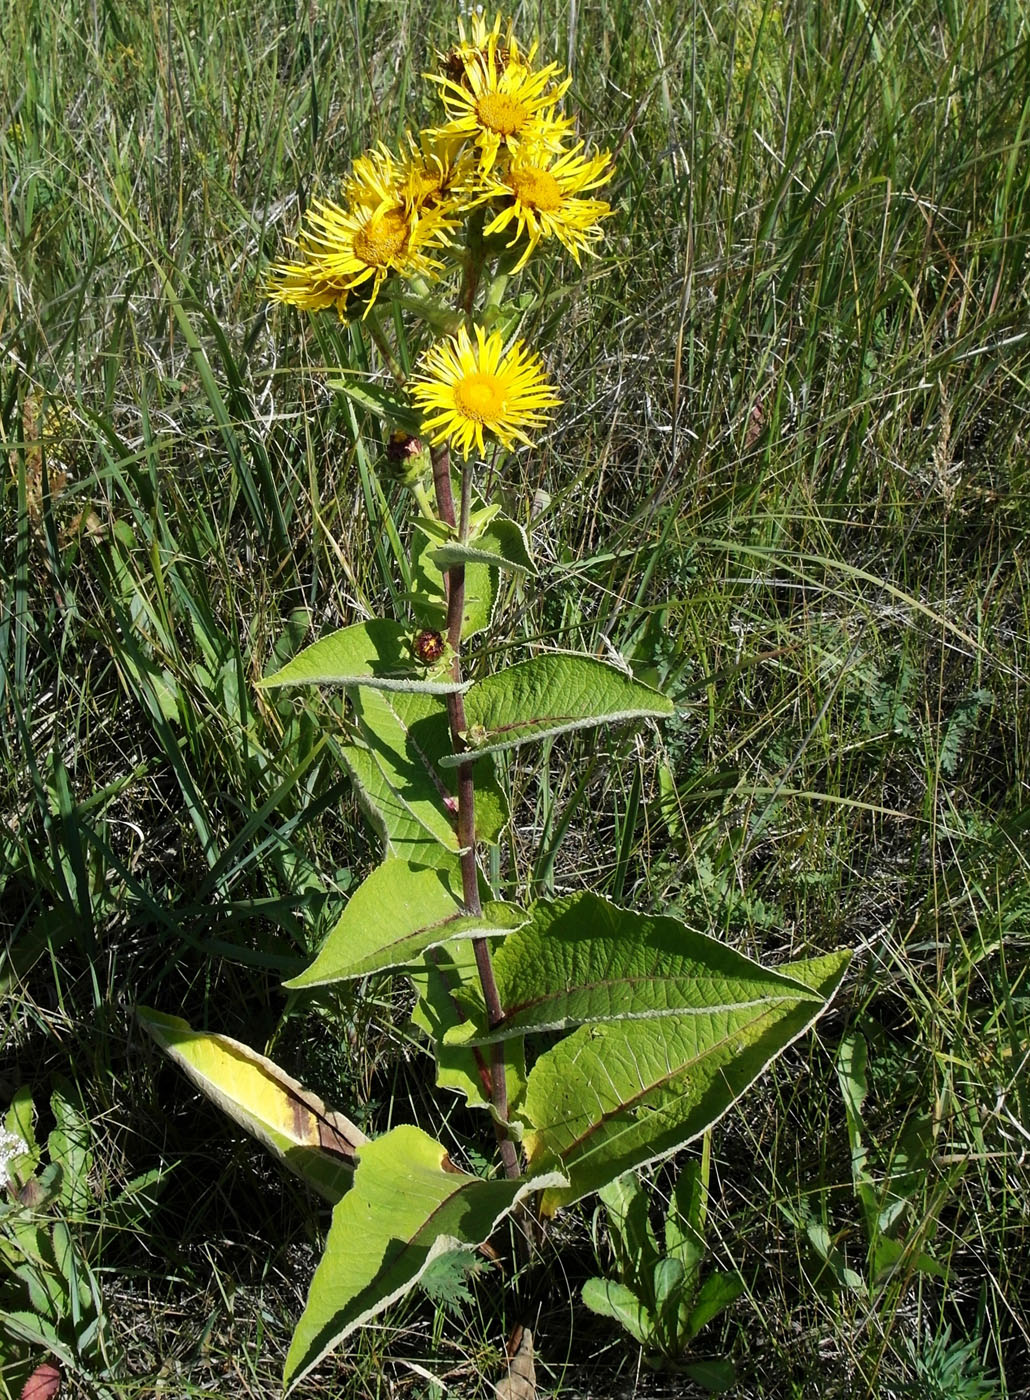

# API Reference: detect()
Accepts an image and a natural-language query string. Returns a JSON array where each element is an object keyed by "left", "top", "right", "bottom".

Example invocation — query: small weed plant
[{"left": 583, "top": 1138, "right": 742, "bottom": 1389}]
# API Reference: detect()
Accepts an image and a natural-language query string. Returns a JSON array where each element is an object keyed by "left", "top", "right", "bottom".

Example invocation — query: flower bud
[
  {"left": 411, "top": 628, "right": 447, "bottom": 666},
  {"left": 384, "top": 430, "right": 431, "bottom": 487}
]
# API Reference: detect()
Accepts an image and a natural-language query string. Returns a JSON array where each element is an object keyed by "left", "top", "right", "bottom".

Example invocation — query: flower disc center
[
  {"left": 476, "top": 90, "right": 528, "bottom": 136},
  {"left": 509, "top": 167, "right": 562, "bottom": 212},
  {"left": 353, "top": 208, "right": 409, "bottom": 266},
  {"left": 455, "top": 372, "right": 507, "bottom": 423}
]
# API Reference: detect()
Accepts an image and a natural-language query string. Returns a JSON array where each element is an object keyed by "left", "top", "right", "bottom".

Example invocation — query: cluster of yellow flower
[
  {"left": 270, "top": 13, "right": 613, "bottom": 457},
  {"left": 268, "top": 12, "right": 613, "bottom": 319}
]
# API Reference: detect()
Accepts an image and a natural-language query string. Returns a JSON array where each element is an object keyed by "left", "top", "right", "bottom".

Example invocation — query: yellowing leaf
[{"left": 138, "top": 1008, "right": 365, "bottom": 1202}]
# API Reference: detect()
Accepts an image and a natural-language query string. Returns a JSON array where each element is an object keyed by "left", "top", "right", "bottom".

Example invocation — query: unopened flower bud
[
  {"left": 384, "top": 430, "right": 431, "bottom": 487},
  {"left": 411, "top": 628, "right": 447, "bottom": 666}
]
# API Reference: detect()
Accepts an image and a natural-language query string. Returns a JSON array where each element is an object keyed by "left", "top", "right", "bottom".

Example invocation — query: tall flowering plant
[{"left": 140, "top": 14, "right": 849, "bottom": 1389}]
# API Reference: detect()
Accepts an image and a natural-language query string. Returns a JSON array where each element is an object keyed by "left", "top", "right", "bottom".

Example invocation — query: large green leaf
[
  {"left": 444, "top": 892, "right": 819, "bottom": 1044},
  {"left": 259, "top": 619, "right": 466, "bottom": 694},
  {"left": 441, "top": 654, "right": 675, "bottom": 764},
  {"left": 285, "top": 858, "right": 526, "bottom": 987},
  {"left": 284, "top": 1125, "right": 564, "bottom": 1391},
  {"left": 522, "top": 951, "right": 851, "bottom": 1213},
  {"left": 352, "top": 686, "right": 508, "bottom": 846},
  {"left": 137, "top": 1009, "right": 365, "bottom": 1203},
  {"left": 342, "top": 741, "right": 452, "bottom": 866},
  {"left": 411, "top": 940, "right": 528, "bottom": 1117}
]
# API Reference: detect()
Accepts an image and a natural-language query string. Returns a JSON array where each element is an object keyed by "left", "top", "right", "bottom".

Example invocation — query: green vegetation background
[{"left": 2, "top": 0, "right": 1029, "bottom": 1394}]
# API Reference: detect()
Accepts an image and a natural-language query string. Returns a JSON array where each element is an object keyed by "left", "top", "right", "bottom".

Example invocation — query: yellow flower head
[
  {"left": 476, "top": 141, "right": 614, "bottom": 271},
  {"left": 411, "top": 324, "right": 561, "bottom": 457},
  {"left": 266, "top": 254, "right": 355, "bottom": 318},
  {"left": 428, "top": 31, "right": 572, "bottom": 175},
  {"left": 268, "top": 169, "right": 456, "bottom": 319},
  {"left": 399, "top": 130, "right": 476, "bottom": 218},
  {"left": 441, "top": 11, "right": 520, "bottom": 87},
  {"left": 342, "top": 143, "right": 406, "bottom": 214}
]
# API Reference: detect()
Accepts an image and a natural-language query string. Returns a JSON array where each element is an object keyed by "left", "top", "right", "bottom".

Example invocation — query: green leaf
[
  {"left": 0, "top": 1310, "right": 78, "bottom": 1369},
  {"left": 410, "top": 521, "right": 500, "bottom": 640},
  {"left": 836, "top": 1033, "right": 878, "bottom": 1230},
  {"left": 418, "top": 1248, "right": 486, "bottom": 1316},
  {"left": 284, "top": 858, "right": 526, "bottom": 987},
  {"left": 598, "top": 1171, "right": 659, "bottom": 1293},
  {"left": 431, "top": 518, "right": 534, "bottom": 574},
  {"left": 410, "top": 941, "right": 527, "bottom": 1118},
  {"left": 683, "top": 1271, "right": 745, "bottom": 1343},
  {"left": 581, "top": 1278, "right": 654, "bottom": 1347},
  {"left": 442, "top": 654, "right": 675, "bottom": 765},
  {"left": 653, "top": 1255, "right": 685, "bottom": 1323},
  {"left": 804, "top": 1218, "right": 866, "bottom": 1293},
  {"left": 50, "top": 1220, "right": 83, "bottom": 1318},
  {"left": 351, "top": 687, "right": 508, "bottom": 848},
  {"left": 664, "top": 1160, "right": 705, "bottom": 1280},
  {"left": 137, "top": 1008, "right": 366, "bottom": 1203},
  {"left": 262, "top": 606, "right": 314, "bottom": 675},
  {"left": 325, "top": 375, "right": 420, "bottom": 431},
  {"left": 4, "top": 1086, "right": 39, "bottom": 1188},
  {"left": 47, "top": 1082, "right": 93, "bottom": 1213},
  {"left": 259, "top": 619, "right": 465, "bottom": 695},
  {"left": 445, "top": 893, "right": 821, "bottom": 1044},
  {"left": 682, "top": 1359, "right": 736, "bottom": 1392},
  {"left": 284, "top": 1125, "right": 563, "bottom": 1391},
  {"left": 524, "top": 951, "right": 851, "bottom": 1213},
  {"left": 342, "top": 741, "right": 453, "bottom": 866},
  {"left": 460, "top": 559, "right": 499, "bottom": 639}
]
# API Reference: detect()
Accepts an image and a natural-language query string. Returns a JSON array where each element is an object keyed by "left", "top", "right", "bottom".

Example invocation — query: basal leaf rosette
[{"left": 411, "top": 323, "right": 561, "bottom": 457}]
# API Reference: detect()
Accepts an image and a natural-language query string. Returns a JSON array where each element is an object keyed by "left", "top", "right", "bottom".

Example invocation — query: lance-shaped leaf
[
  {"left": 342, "top": 742, "right": 452, "bottom": 867},
  {"left": 440, "top": 654, "right": 675, "bottom": 765},
  {"left": 259, "top": 619, "right": 467, "bottom": 695},
  {"left": 285, "top": 858, "right": 526, "bottom": 987},
  {"left": 137, "top": 1008, "right": 365, "bottom": 1203},
  {"left": 411, "top": 940, "right": 528, "bottom": 1117},
  {"left": 445, "top": 892, "right": 820, "bottom": 1045},
  {"left": 410, "top": 524, "right": 499, "bottom": 640},
  {"left": 353, "top": 686, "right": 508, "bottom": 846},
  {"left": 522, "top": 951, "right": 851, "bottom": 1214},
  {"left": 431, "top": 518, "right": 535, "bottom": 574},
  {"left": 284, "top": 1124, "right": 565, "bottom": 1391},
  {"left": 325, "top": 375, "right": 420, "bottom": 432}
]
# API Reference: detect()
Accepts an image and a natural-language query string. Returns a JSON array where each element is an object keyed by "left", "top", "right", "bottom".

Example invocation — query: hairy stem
[{"left": 430, "top": 444, "right": 520, "bottom": 1180}]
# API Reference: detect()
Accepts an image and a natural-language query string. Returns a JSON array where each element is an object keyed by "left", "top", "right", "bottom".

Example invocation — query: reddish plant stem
[{"left": 430, "top": 444, "right": 520, "bottom": 1181}]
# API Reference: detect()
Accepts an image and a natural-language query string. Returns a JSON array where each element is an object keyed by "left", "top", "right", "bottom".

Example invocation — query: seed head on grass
[{"left": 411, "top": 323, "right": 561, "bottom": 457}]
